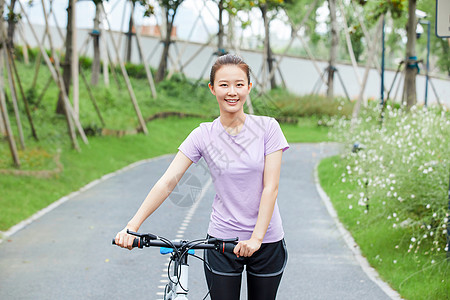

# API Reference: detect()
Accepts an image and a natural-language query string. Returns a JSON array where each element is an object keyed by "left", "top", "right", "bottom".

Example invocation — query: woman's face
[{"left": 209, "top": 65, "right": 252, "bottom": 115}]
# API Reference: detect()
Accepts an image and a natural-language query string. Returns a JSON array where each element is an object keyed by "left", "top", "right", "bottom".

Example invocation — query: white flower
[
  {"left": 411, "top": 237, "right": 416, "bottom": 242},
  {"left": 411, "top": 194, "right": 415, "bottom": 198},
  {"left": 426, "top": 204, "right": 431, "bottom": 209},
  {"left": 393, "top": 260, "right": 397, "bottom": 264},
  {"left": 349, "top": 205, "right": 353, "bottom": 209},
  {"left": 393, "top": 213, "right": 397, "bottom": 217},
  {"left": 347, "top": 194, "right": 354, "bottom": 199}
]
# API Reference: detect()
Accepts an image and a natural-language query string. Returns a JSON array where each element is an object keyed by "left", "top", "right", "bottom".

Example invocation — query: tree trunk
[
  {"left": 227, "top": 13, "right": 235, "bottom": 51},
  {"left": 56, "top": 0, "right": 74, "bottom": 115},
  {"left": 327, "top": 0, "right": 338, "bottom": 99},
  {"left": 126, "top": 1, "right": 135, "bottom": 63},
  {"left": 91, "top": 3, "right": 101, "bottom": 86},
  {"left": 404, "top": 0, "right": 417, "bottom": 108},
  {"left": 0, "top": 0, "right": 20, "bottom": 167},
  {"left": 261, "top": 4, "right": 276, "bottom": 90},
  {"left": 217, "top": 0, "right": 225, "bottom": 53},
  {"left": 156, "top": 10, "right": 175, "bottom": 83},
  {"left": 7, "top": 0, "right": 17, "bottom": 51}
]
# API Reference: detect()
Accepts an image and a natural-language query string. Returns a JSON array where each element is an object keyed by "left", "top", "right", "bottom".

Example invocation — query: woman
[{"left": 115, "top": 54, "right": 289, "bottom": 300}]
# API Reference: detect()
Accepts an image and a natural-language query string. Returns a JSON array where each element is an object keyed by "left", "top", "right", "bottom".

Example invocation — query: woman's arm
[
  {"left": 234, "top": 149, "right": 283, "bottom": 257},
  {"left": 115, "top": 151, "right": 193, "bottom": 249}
]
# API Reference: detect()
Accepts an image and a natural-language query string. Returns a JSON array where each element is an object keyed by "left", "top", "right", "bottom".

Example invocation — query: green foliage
[
  {"left": 319, "top": 155, "right": 449, "bottom": 299},
  {"left": 327, "top": 103, "right": 449, "bottom": 259},
  {"left": 253, "top": 89, "right": 354, "bottom": 119}
]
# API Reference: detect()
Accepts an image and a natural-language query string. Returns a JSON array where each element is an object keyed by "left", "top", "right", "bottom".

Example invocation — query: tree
[
  {"left": 56, "top": 0, "right": 75, "bottom": 114},
  {"left": 404, "top": 0, "right": 417, "bottom": 108},
  {"left": 6, "top": 0, "right": 18, "bottom": 51},
  {"left": 249, "top": 0, "right": 293, "bottom": 90},
  {"left": 357, "top": 0, "right": 419, "bottom": 108},
  {"left": 91, "top": 0, "right": 104, "bottom": 86},
  {"left": 155, "top": 0, "right": 185, "bottom": 82},
  {"left": 327, "top": 0, "right": 338, "bottom": 99}
]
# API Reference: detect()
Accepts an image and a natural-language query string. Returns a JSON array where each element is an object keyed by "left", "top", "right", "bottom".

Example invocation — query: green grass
[
  {"left": 0, "top": 117, "right": 211, "bottom": 230},
  {"left": 318, "top": 103, "right": 450, "bottom": 300},
  {"left": 318, "top": 156, "right": 449, "bottom": 300},
  {"left": 0, "top": 57, "right": 345, "bottom": 231},
  {"left": 280, "top": 117, "right": 330, "bottom": 143}
]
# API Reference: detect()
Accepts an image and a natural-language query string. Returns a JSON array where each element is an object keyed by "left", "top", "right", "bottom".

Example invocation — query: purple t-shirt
[{"left": 178, "top": 114, "right": 289, "bottom": 243}]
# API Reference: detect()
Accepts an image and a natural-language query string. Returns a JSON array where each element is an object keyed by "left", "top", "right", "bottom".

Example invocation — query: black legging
[{"left": 204, "top": 264, "right": 283, "bottom": 300}]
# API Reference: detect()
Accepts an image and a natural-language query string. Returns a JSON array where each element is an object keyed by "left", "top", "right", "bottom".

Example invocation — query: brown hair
[{"left": 209, "top": 54, "right": 251, "bottom": 86}]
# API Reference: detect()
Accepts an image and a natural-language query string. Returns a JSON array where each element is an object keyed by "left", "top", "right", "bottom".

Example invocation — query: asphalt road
[{"left": 0, "top": 143, "right": 394, "bottom": 299}]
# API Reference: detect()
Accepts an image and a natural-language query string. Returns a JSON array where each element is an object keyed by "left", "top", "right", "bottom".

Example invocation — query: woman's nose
[{"left": 228, "top": 86, "right": 237, "bottom": 95}]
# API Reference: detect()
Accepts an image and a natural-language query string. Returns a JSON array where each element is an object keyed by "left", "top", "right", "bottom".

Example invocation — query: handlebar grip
[
  {"left": 112, "top": 238, "right": 142, "bottom": 248},
  {"left": 218, "top": 242, "right": 236, "bottom": 253}
]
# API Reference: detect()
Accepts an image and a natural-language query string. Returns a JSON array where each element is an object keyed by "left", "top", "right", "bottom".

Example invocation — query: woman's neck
[{"left": 219, "top": 111, "right": 246, "bottom": 135}]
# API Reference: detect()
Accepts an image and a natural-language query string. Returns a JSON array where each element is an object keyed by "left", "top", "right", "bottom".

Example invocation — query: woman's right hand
[{"left": 114, "top": 227, "right": 138, "bottom": 250}]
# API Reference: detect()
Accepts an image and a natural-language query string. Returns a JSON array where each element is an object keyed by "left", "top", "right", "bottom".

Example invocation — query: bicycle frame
[{"left": 163, "top": 247, "right": 192, "bottom": 300}]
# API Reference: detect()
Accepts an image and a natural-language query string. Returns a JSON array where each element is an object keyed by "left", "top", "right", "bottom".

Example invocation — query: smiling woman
[
  {"left": 114, "top": 54, "right": 290, "bottom": 300},
  {"left": 208, "top": 55, "right": 252, "bottom": 134}
]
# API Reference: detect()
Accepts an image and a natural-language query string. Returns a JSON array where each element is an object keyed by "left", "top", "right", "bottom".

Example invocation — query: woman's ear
[{"left": 208, "top": 82, "right": 216, "bottom": 95}]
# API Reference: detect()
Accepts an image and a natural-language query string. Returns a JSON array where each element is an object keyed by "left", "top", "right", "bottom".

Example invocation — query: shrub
[
  {"left": 329, "top": 104, "right": 450, "bottom": 257},
  {"left": 253, "top": 89, "right": 354, "bottom": 119}
]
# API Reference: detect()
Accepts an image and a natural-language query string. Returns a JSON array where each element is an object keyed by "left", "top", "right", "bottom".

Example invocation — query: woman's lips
[{"left": 225, "top": 99, "right": 238, "bottom": 105}]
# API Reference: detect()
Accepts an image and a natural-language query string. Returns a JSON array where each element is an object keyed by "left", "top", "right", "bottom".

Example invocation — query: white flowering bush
[{"left": 329, "top": 103, "right": 450, "bottom": 257}]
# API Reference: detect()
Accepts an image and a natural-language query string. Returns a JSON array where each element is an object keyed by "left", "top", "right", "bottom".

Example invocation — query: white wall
[{"left": 20, "top": 24, "right": 449, "bottom": 107}]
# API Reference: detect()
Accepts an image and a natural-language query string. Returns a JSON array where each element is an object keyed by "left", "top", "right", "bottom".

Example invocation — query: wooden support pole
[
  {"left": 9, "top": 46, "right": 39, "bottom": 140},
  {"left": 18, "top": 0, "right": 87, "bottom": 148},
  {"left": 79, "top": 67, "right": 105, "bottom": 127},
  {"left": 100, "top": 14, "right": 110, "bottom": 86},
  {"left": 17, "top": 23, "right": 29, "bottom": 65},
  {"left": 265, "top": 0, "right": 318, "bottom": 86},
  {"left": 3, "top": 49, "right": 26, "bottom": 150},
  {"left": 337, "top": 0, "right": 362, "bottom": 87},
  {"left": 101, "top": 4, "right": 148, "bottom": 134},
  {"left": 0, "top": 47, "right": 20, "bottom": 167},
  {"left": 352, "top": 16, "right": 384, "bottom": 123},
  {"left": 71, "top": 0, "right": 79, "bottom": 118},
  {"left": 0, "top": 105, "right": 5, "bottom": 135},
  {"left": 130, "top": 10, "right": 157, "bottom": 98},
  {"left": 36, "top": 76, "right": 53, "bottom": 107}
]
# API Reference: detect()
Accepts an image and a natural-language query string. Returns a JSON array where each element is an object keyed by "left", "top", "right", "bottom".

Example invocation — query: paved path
[{"left": 0, "top": 143, "right": 396, "bottom": 299}]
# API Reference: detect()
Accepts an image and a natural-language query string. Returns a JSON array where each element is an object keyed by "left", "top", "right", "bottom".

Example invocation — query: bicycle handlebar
[{"left": 112, "top": 230, "right": 238, "bottom": 253}]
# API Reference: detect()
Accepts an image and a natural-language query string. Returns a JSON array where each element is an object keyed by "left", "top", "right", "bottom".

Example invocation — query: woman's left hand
[{"left": 234, "top": 238, "right": 262, "bottom": 257}]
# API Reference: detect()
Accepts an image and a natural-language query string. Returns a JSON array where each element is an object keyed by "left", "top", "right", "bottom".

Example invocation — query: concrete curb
[
  {"left": 313, "top": 162, "right": 404, "bottom": 300},
  {"left": 0, "top": 154, "right": 175, "bottom": 243}
]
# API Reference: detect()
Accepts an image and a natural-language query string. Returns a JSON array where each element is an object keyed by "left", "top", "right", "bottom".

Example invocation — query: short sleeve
[
  {"left": 264, "top": 118, "right": 289, "bottom": 156},
  {"left": 178, "top": 127, "right": 203, "bottom": 163}
]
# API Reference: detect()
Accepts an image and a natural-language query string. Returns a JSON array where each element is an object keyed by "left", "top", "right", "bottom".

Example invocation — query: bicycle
[{"left": 112, "top": 230, "right": 238, "bottom": 300}]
